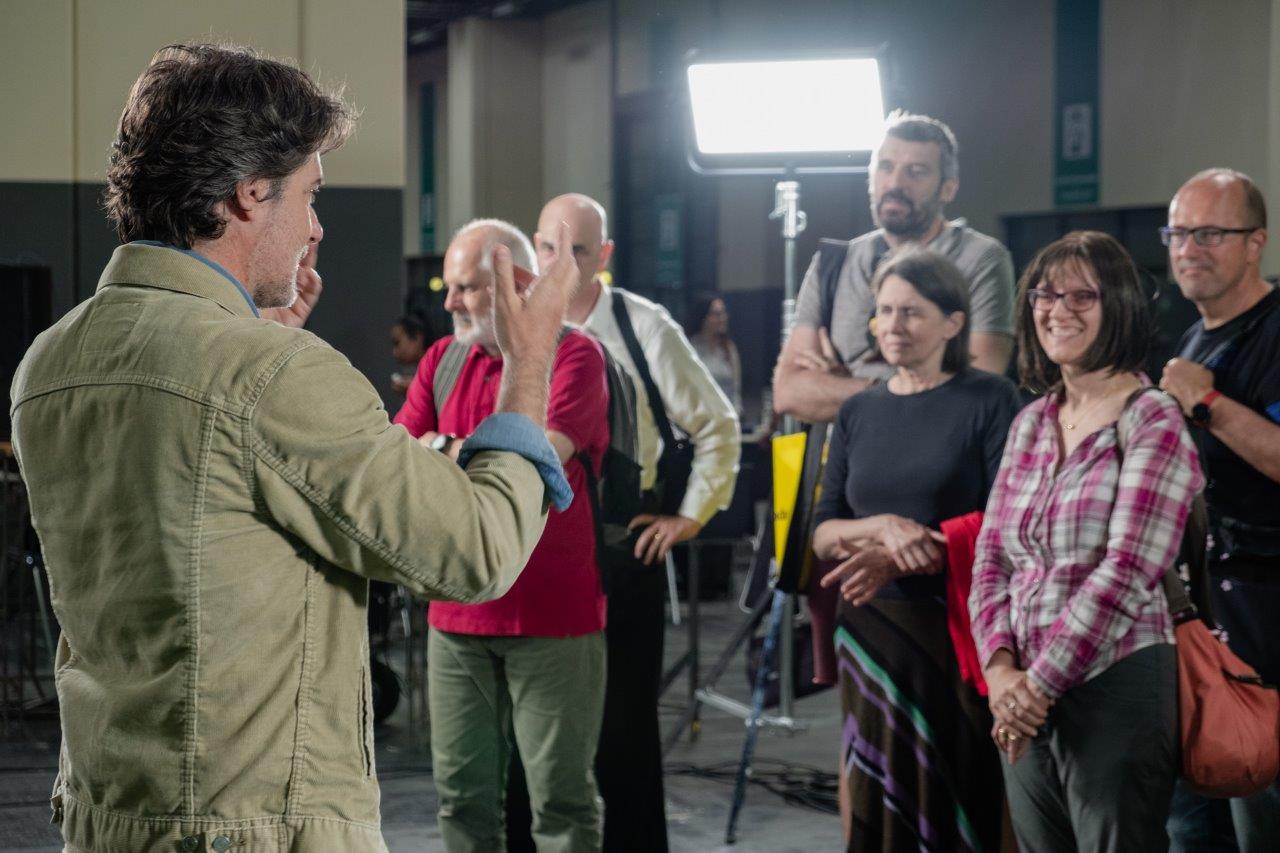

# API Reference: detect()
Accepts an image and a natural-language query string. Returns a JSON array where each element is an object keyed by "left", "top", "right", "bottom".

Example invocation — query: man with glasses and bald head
[{"left": 1161, "top": 168, "right": 1280, "bottom": 851}]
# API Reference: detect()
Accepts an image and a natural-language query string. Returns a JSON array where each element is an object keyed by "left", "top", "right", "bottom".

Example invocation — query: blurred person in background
[
  {"left": 390, "top": 312, "right": 429, "bottom": 395},
  {"left": 687, "top": 292, "right": 742, "bottom": 417}
]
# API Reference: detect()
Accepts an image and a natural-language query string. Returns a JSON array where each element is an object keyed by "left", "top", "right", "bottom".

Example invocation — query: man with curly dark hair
[{"left": 10, "top": 43, "right": 581, "bottom": 853}]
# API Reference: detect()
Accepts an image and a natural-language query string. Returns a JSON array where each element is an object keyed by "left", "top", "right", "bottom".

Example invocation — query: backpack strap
[
  {"left": 610, "top": 290, "right": 679, "bottom": 449},
  {"left": 1195, "top": 292, "right": 1278, "bottom": 371},
  {"left": 815, "top": 238, "right": 851, "bottom": 330},
  {"left": 431, "top": 338, "right": 470, "bottom": 415},
  {"left": 434, "top": 327, "right": 576, "bottom": 414}
]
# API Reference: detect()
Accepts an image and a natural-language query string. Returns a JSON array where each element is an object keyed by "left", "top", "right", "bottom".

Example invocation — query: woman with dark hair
[
  {"left": 390, "top": 312, "right": 429, "bottom": 395},
  {"left": 813, "top": 246, "right": 1022, "bottom": 852},
  {"left": 969, "top": 230, "right": 1203, "bottom": 851},
  {"left": 686, "top": 292, "right": 742, "bottom": 416}
]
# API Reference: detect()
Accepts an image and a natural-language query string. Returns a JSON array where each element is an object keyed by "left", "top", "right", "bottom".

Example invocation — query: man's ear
[
  {"left": 227, "top": 176, "right": 276, "bottom": 223},
  {"left": 1247, "top": 227, "right": 1268, "bottom": 265},
  {"left": 939, "top": 177, "right": 959, "bottom": 205},
  {"left": 598, "top": 239, "right": 615, "bottom": 272}
]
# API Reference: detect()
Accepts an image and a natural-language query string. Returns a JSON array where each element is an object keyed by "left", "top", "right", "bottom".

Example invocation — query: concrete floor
[{"left": 1, "top": 572, "right": 844, "bottom": 852}]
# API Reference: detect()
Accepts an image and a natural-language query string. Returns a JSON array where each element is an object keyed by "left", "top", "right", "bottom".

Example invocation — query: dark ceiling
[{"left": 406, "top": 0, "right": 595, "bottom": 52}]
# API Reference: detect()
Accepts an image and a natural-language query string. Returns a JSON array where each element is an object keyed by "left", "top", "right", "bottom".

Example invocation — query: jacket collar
[{"left": 96, "top": 242, "right": 260, "bottom": 318}]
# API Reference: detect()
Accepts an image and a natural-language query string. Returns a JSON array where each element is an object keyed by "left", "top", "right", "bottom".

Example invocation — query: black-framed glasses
[
  {"left": 1159, "top": 226, "right": 1259, "bottom": 248},
  {"left": 1027, "top": 288, "right": 1101, "bottom": 312}
]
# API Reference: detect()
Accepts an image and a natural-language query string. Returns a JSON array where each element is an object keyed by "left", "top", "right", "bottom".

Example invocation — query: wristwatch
[
  {"left": 1190, "top": 390, "right": 1222, "bottom": 427},
  {"left": 429, "top": 433, "right": 457, "bottom": 453}
]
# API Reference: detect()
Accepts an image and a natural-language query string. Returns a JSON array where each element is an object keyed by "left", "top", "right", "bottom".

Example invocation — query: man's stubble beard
[
  {"left": 252, "top": 235, "right": 307, "bottom": 308},
  {"left": 871, "top": 189, "right": 945, "bottom": 242}
]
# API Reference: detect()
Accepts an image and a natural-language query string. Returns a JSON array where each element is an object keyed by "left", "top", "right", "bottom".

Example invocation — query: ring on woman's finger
[
  {"left": 1006, "top": 700, "right": 1018, "bottom": 712},
  {"left": 1007, "top": 731, "right": 1019, "bottom": 742}
]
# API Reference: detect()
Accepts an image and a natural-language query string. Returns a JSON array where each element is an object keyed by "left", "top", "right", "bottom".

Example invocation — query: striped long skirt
[{"left": 836, "top": 596, "right": 1003, "bottom": 853}]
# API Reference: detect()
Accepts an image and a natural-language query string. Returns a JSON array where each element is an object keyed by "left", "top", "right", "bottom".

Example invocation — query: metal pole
[
  {"left": 767, "top": 178, "right": 806, "bottom": 721},
  {"left": 770, "top": 178, "right": 806, "bottom": 437}
]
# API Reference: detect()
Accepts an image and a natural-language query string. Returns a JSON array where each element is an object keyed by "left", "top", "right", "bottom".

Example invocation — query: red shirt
[{"left": 393, "top": 330, "right": 609, "bottom": 636}]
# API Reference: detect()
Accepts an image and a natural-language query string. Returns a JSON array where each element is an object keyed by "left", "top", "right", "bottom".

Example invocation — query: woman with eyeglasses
[
  {"left": 969, "top": 230, "right": 1203, "bottom": 852},
  {"left": 812, "top": 247, "right": 1022, "bottom": 852}
]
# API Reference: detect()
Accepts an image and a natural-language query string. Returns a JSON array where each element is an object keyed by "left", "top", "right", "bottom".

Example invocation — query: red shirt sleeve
[
  {"left": 546, "top": 331, "right": 609, "bottom": 468},
  {"left": 392, "top": 336, "right": 451, "bottom": 438}
]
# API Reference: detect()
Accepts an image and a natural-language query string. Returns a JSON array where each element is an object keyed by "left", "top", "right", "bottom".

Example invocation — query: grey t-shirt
[{"left": 793, "top": 219, "right": 1015, "bottom": 381}]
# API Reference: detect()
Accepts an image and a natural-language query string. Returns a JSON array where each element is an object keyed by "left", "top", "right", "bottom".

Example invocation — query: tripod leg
[
  {"left": 662, "top": 575, "right": 773, "bottom": 755},
  {"left": 725, "top": 588, "right": 787, "bottom": 844}
]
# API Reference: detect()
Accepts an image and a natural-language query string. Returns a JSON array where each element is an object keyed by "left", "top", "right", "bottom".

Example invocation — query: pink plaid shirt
[{"left": 968, "top": 379, "right": 1203, "bottom": 698}]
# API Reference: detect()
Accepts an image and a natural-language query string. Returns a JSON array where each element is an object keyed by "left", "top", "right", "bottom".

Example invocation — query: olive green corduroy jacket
[{"left": 9, "top": 243, "right": 550, "bottom": 853}]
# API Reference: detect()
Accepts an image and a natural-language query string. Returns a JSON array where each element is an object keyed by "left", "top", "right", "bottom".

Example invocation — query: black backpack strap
[
  {"left": 432, "top": 338, "right": 470, "bottom": 414},
  {"left": 815, "top": 238, "right": 850, "bottom": 330},
  {"left": 1196, "top": 293, "right": 1278, "bottom": 371},
  {"left": 611, "top": 290, "right": 678, "bottom": 448}
]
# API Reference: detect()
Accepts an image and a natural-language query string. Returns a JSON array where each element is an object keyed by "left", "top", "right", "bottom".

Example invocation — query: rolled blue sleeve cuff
[{"left": 457, "top": 413, "right": 573, "bottom": 511}]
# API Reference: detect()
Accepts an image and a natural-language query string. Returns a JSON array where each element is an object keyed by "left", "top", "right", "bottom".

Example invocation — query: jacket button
[
  {"left": 211, "top": 837, "right": 233, "bottom": 852},
  {"left": 181, "top": 837, "right": 200, "bottom": 851}
]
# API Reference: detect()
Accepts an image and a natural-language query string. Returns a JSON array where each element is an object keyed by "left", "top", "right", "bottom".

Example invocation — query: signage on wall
[
  {"left": 420, "top": 84, "right": 436, "bottom": 253},
  {"left": 654, "top": 193, "right": 683, "bottom": 291},
  {"left": 1054, "top": 0, "right": 1100, "bottom": 206}
]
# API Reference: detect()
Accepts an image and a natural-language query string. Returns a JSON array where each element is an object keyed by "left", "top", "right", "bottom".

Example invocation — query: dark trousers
[
  {"left": 1167, "top": 561, "right": 1280, "bottom": 853},
  {"left": 595, "top": 537, "right": 669, "bottom": 852},
  {"left": 1003, "top": 644, "right": 1178, "bottom": 853},
  {"left": 506, "top": 536, "right": 668, "bottom": 853}
]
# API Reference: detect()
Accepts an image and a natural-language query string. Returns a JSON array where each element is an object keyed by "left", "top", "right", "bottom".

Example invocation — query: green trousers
[{"left": 428, "top": 627, "right": 606, "bottom": 853}]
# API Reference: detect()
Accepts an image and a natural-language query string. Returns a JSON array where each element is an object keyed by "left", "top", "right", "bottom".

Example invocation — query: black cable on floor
[{"left": 665, "top": 758, "right": 839, "bottom": 814}]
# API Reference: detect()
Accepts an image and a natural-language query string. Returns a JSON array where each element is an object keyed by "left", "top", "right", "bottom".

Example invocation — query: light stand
[{"left": 679, "top": 50, "right": 884, "bottom": 844}]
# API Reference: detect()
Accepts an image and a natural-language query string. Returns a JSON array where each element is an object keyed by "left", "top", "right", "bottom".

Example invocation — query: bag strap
[
  {"left": 815, "top": 238, "right": 850, "bottom": 330},
  {"left": 610, "top": 290, "right": 679, "bottom": 448},
  {"left": 432, "top": 338, "right": 470, "bottom": 414},
  {"left": 1115, "top": 386, "right": 1210, "bottom": 624},
  {"left": 1195, "top": 291, "right": 1278, "bottom": 371}
]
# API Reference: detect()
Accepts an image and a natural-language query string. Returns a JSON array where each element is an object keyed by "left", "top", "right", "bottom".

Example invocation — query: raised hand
[{"left": 491, "top": 221, "right": 579, "bottom": 427}]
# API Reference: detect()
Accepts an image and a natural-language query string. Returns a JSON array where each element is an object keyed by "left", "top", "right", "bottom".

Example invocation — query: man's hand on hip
[{"left": 629, "top": 514, "right": 702, "bottom": 565}]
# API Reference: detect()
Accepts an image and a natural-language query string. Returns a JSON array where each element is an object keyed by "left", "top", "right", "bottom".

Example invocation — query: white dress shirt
[{"left": 579, "top": 285, "right": 740, "bottom": 526}]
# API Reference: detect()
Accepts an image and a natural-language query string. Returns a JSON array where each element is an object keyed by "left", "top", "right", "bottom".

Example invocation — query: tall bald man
[
  {"left": 1161, "top": 169, "right": 1280, "bottom": 852},
  {"left": 535, "top": 193, "right": 740, "bottom": 851}
]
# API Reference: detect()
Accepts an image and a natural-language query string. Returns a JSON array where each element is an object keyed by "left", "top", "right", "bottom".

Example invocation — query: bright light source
[{"left": 687, "top": 58, "right": 884, "bottom": 155}]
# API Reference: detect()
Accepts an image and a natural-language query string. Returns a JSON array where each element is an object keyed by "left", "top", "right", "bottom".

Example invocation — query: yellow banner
[{"left": 771, "top": 432, "right": 808, "bottom": 564}]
